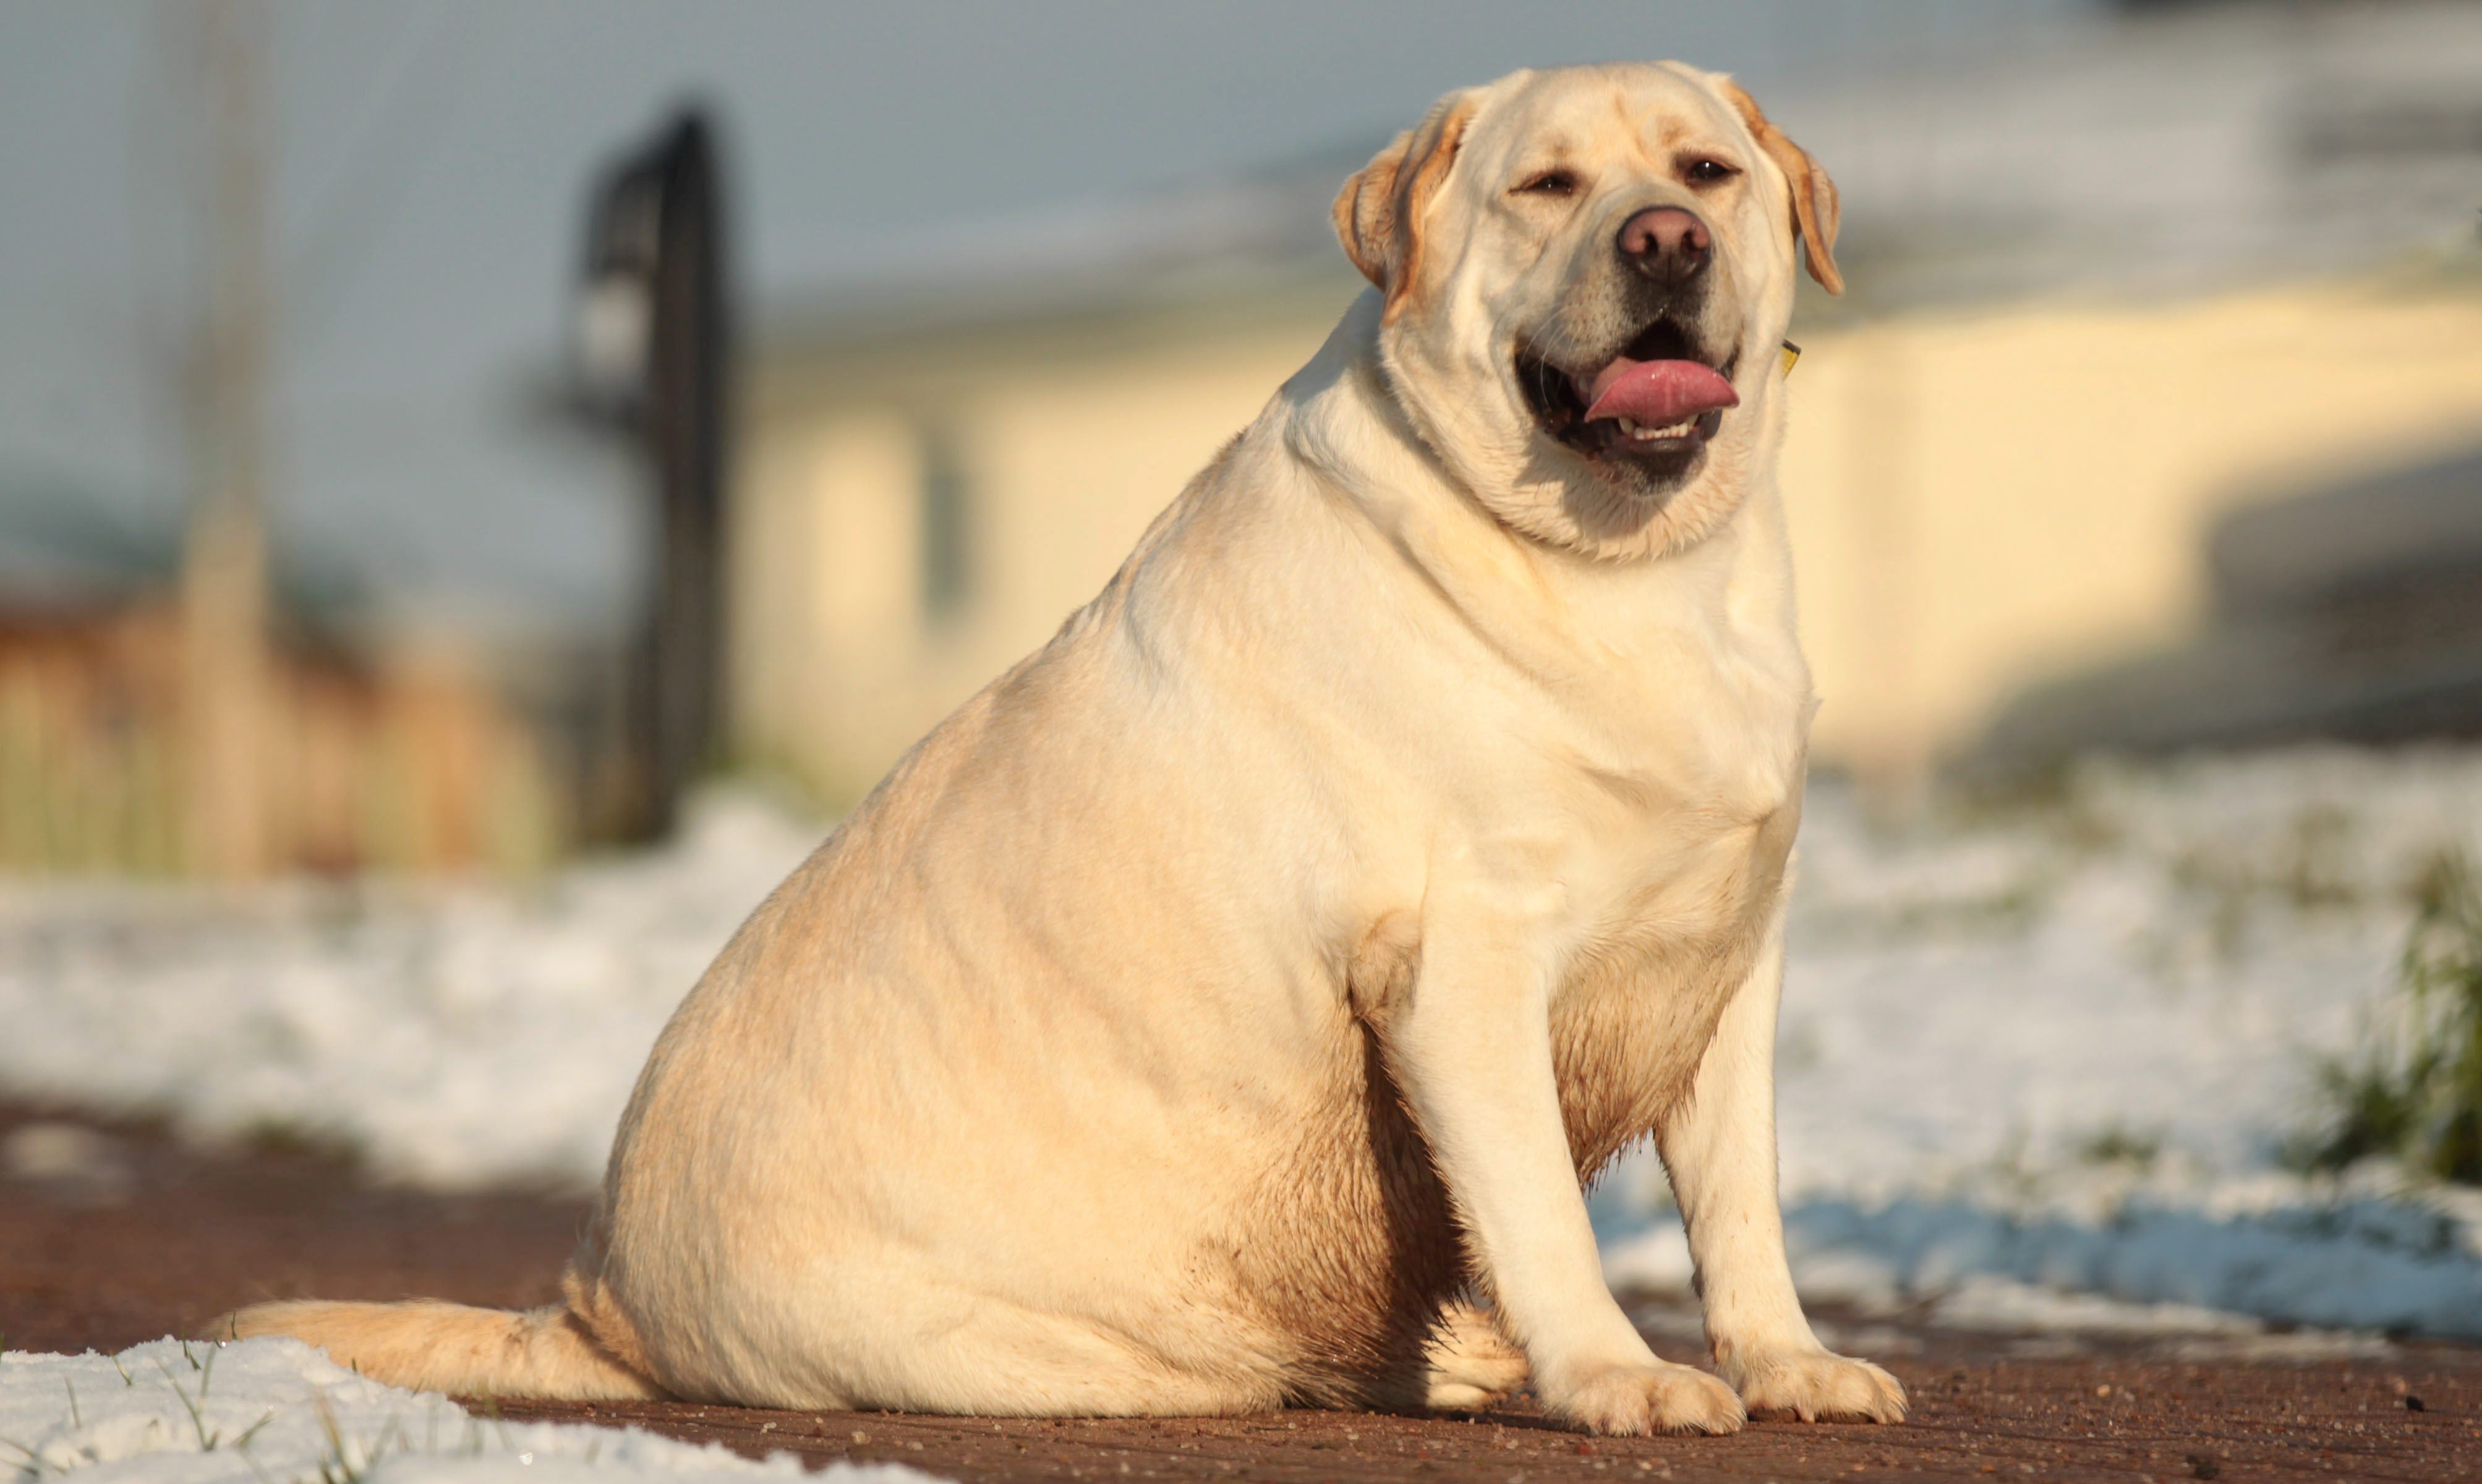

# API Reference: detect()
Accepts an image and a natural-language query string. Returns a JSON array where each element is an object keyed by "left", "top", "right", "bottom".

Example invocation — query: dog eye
[
  {"left": 1683, "top": 158, "right": 1739, "bottom": 185},
  {"left": 1512, "top": 169, "right": 1579, "bottom": 197}
]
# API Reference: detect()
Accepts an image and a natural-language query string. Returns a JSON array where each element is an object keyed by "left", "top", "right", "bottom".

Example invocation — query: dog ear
[
  {"left": 1719, "top": 80, "right": 1843, "bottom": 296},
  {"left": 1333, "top": 92, "right": 1479, "bottom": 317}
]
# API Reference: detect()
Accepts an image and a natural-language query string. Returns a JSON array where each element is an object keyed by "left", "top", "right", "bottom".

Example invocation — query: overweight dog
[{"left": 230, "top": 61, "right": 1904, "bottom": 1436}]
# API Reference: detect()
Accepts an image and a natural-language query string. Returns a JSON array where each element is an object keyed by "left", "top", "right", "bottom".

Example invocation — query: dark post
[{"left": 574, "top": 108, "right": 732, "bottom": 842}]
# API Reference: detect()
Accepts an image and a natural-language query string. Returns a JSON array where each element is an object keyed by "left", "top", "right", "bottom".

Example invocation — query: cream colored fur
[{"left": 226, "top": 62, "right": 1903, "bottom": 1435}]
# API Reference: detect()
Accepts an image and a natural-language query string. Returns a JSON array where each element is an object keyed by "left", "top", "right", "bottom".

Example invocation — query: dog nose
[{"left": 1616, "top": 207, "right": 1711, "bottom": 286}]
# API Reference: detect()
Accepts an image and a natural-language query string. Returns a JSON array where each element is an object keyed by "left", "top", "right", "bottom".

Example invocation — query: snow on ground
[
  {"left": 6, "top": 748, "right": 2482, "bottom": 1339},
  {"left": 1596, "top": 746, "right": 2482, "bottom": 1338},
  {"left": 0, "top": 793, "right": 817, "bottom": 1191},
  {"left": 0, "top": 1337, "right": 933, "bottom": 1484}
]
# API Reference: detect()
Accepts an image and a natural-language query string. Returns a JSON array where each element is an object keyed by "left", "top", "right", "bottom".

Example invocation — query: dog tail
[{"left": 216, "top": 1295, "right": 665, "bottom": 1402}]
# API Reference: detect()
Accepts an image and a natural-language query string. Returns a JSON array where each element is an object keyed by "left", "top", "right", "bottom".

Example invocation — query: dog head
[{"left": 1334, "top": 63, "right": 1840, "bottom": 561}]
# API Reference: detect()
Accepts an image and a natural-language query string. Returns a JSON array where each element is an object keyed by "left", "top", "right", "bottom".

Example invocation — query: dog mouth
[{"left": 1516, "top": 319, "right": 1739, "bottom": 469}]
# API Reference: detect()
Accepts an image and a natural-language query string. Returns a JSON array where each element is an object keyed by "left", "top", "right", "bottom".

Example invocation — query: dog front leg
[
  {"left": 1385, "top": 906, "right": 1744, "bottom": 1436},
  {"left": 1653, "top": 905, "right": 1906, "bottom": 1423}
]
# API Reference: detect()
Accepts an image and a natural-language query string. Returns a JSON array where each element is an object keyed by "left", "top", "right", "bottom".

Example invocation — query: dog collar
[{"left": 1779, "top": 340, "right": 1802, "bottom": 377}]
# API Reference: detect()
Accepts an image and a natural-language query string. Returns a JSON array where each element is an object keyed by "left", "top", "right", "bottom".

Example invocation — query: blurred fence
[{"left": 0, "top": 603, "right": 561, "bottom": 876}]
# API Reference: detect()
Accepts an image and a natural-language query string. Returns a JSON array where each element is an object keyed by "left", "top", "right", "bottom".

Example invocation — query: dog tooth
[{"left": 1617, "top": 416, "right": 1640, "bottom": 435}]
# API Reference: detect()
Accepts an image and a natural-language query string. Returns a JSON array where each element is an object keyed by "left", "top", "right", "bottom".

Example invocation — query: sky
[{"left": 0, "top": 1, "right": 2093, "bottom": 631}]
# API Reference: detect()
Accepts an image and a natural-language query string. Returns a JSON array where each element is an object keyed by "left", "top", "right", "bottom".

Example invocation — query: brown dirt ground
[{"left": 5, "top": 1102, "right": 2477, "bottom": 1482}]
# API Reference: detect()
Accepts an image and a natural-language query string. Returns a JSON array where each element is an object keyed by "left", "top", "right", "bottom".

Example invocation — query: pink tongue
[{"left": 1581, "top": 358, "right": 1739, "bottom": 426}]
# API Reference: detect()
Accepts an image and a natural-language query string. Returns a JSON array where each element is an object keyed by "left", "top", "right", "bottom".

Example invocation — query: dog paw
[
  {"left": 1424, "top": 1302, "right": 1530, "bottom": 1410},
  {"left": 1542, "top": 1358, "right": 1746, "bottom": 1436},
  {"left": 1724, "top": 1348, "right": 1906, "bottom": 1423},
  {"left": 1424, "top": 1380, "right": 1506, "bottom": 1410}
]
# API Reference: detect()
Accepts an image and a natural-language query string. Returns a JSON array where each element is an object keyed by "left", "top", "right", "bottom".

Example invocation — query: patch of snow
[
  {"left": 1597, "top": 746, "right": 2482, "bottom": 1340},
  {"left": 1774, "top": 748, "right": 2482, "bottom": 1206},
  {"left": 0, "top": 1337, "right": 934, "bottom": 1484},
  {"left": 1928, "top": 1275, "right": 2266, "bottom": 1336},
  {"left": 1925, "top": 1276, "right": 2395, "bottom": 1361},
  {"left": 0, "top": 792, "right": 817, "bottom": 1192}
]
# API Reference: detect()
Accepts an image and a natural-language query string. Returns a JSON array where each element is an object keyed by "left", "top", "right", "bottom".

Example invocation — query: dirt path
[
  {"left": 0, "top": 1103, "right": 576, "bottom": 1350},
  {"left": 495, "top": 1368, "right": 2481, "bottom": 1484},
  {"left": 6, "top": 1104, "right": 2475, "bottom": 1482}
]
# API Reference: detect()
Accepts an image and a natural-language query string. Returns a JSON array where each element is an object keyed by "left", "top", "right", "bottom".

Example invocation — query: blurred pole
[
  {"left": 179, "top": 0, "right": 277, "bottom": 879},
  {"left": 574, "top": 109, "right": 733, "bottom": 842}
]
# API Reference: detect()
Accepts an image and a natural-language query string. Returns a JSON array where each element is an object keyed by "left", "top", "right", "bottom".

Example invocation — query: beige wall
[
  {"left": 735, "top": 273, "right": 2482, "bottom": 804},
  {"left": 1784, "top": 278, "right": 2482, "bottom": 778}
]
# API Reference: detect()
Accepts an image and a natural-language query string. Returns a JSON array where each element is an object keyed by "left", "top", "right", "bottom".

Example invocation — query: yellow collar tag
[{"left": 1779, "top": 340, "right": 1802, "bottom": 377}]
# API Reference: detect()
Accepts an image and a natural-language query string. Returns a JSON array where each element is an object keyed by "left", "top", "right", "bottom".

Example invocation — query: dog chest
[{"left": 1541, "top": 776, "right": 1802, "bottom": 1177}]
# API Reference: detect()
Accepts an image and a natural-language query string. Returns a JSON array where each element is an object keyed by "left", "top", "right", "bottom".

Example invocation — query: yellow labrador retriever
[{"left": 231, "top": 61, "right": 1903, "bottom": 1436}]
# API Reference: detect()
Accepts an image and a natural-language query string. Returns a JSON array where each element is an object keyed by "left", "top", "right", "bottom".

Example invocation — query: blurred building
[
  {"left": 1985, "top": 441, "right": 2482, "bottom": 759},
  {"left": 1777, "top": 278, "right": 2482, "bottom": 781},
  {"left": 731, "top": 2, "right": 2482, "bottom": 804}
]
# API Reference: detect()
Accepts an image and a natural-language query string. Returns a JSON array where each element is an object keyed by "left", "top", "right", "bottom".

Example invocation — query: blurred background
[
  {"left": 6, "top": 0, "right": 2475, "bottom": 876},
  {"left": 7, "top": 0, "right": 2482, "bottom": 1350}
]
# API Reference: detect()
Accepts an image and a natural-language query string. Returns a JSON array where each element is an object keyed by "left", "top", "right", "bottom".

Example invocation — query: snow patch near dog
[
  {"left": 0, "top": 1337, "right": 934, "bottom": 1484},
  {"left": 1597, "top": 746, "right": 2482, "bottom": 1340},
  {"left": 0, "top": 793, "right": 815, "bottom": 1192}
]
